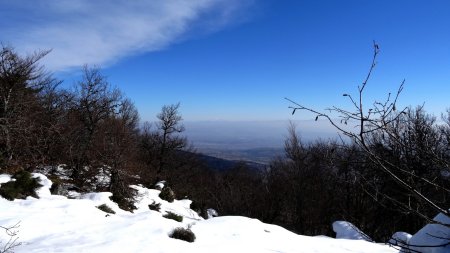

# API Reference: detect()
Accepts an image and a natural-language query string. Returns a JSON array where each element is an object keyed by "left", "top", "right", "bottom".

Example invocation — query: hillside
[{"left": 0, "top": 173, "right": 401, "bottom": 253}]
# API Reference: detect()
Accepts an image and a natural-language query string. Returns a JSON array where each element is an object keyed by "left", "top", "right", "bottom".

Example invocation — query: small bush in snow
[
  {"left": 163, "top": 211, "right": 183, "bottom": 222},
  {"left": 159, "top": 186, "right": 175, "bottom": 203},
  {"left": 49, "top": 181, "right": 61, "bottom": 195},
  {"left": 169, "top": 227, "right": 196, "bottom": 243},
  {"left": 96, "top": 204, "right": 115, "bottom": 214},
  {"left": 48, "top": 175, "right": 69, "bottom": 195},
  {"left": 148, "top": 201, "right": 161, "bottom": 212},
  {"left": 109, "top": 194, "right": 136, "bottom": 212},
  {"left": 190, "top": 200, "right": 202, "bottom": 214},
  {"left": 0, "top": 171, "right": 42, "bottom": 200}
]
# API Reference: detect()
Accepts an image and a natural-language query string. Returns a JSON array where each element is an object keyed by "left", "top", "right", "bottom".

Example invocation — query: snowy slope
[{"left": 0, "top": 173, "right": 398, "bottom": 253}]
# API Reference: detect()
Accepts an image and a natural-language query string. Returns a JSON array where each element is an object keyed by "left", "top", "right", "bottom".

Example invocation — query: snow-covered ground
[{"left": 0, "top": 173, "right": 428, "bottom": 252}]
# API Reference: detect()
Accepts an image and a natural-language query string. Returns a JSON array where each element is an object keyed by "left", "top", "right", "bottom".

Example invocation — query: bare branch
[{"left": 0, "top": 222, "right": 21, "bottom": 253}]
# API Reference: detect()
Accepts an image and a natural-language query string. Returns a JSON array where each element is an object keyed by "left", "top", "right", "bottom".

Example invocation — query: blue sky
[{"left": 2, "top": 0, "right": 450, "bottom": 122}]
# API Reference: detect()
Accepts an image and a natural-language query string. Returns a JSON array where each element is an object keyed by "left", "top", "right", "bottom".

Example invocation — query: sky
[{"left": 1, "top": 0, "right": 450, "bottom": 123}]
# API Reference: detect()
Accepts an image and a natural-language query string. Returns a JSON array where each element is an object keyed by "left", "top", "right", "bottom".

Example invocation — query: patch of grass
[
  {"left": 96, "top": 204, "right": 116, "bottom": 214},
  {"left": 0, "top": 171, "right": 42, "bottom": 200},
  {"left": 169, "top": 227, "right": 196, "bottom": 243},
  {"left": 148, "top": 201, "right": 161, "bottom": 212},
  {"left": 159, "top": 186, "right": 175, "bottom": 203},
  {"left": 163, "top": 211, "right": 183, "bottom": 222}
]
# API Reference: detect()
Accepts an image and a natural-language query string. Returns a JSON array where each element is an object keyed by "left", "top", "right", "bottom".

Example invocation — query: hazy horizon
[{"left": 184, "top": 119, "right": 339, "bottom": 150}]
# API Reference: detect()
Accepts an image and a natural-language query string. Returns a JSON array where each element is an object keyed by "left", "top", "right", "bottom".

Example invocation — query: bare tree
[
  {"left": 155, "top": 103, "right": 187, "bottom": 176},
  {"left": 0, "top": 45, "right": 60, "bottom": 170},
  {"left": 65, "top": 66, "right": 122, "bottom": 187},
  {"left": 286, "top": 42, "right": 449, "bottom": 224},
  {"left": 0, "top": 46, "right": 45, "bottom": 165}
]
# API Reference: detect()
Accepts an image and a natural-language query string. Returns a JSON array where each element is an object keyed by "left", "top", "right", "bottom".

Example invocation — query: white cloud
[{"left": 0, "top": 0, "right": 255, "bottom": 71}]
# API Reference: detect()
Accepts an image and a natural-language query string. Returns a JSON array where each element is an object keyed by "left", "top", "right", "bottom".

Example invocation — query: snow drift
[
  {"left": 406, "top": 213, "right": 450, "bottom": 253},
  {"left": 333, "top": 220, "right": 372, "bottom": 241}
]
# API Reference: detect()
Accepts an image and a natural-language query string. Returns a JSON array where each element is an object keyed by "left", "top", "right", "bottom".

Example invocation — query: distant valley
[
  {"left": 197, "top": 147, "right": 284, "bottom": 165},
  {"left": 184, "top": 120, "right": 337, "bottom": 164}
]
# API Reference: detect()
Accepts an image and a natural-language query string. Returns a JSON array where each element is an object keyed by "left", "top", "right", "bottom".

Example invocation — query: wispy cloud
[{"left": 0, "top": 0, "right": 255, "bottom": 71}]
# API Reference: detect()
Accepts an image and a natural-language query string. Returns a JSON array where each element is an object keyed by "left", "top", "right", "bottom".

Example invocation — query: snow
[
  {"left": 33, "top": 173, "right": 52, "bottom": 198},
  {"left": 333, "top": 221, "right": 373, "bottom": 241},
  {"left": 155, "top": 181, "right": 166, "bottom": 190},
  {"left": 0, "top": 174, "right": 11, "bottom": 184},
  {"left": 205, "top": 208, "right": 218, "bottom": 219},
  {"left": 406, "top": 213, "right": 450, "bottom": 253},
  {"left": 0, "top": 173, "right": 399, "bottom": 253},
  {"left": 192, "top": 217, "right": 394, "bottom": 253},
  {"left": 388, "top": 232, "right": 412, "bottom": 248}
]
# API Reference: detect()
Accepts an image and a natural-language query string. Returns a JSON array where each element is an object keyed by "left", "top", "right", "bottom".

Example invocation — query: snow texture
[{"left": 0, "top": 173, "right": 399, "bottom": 253}]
